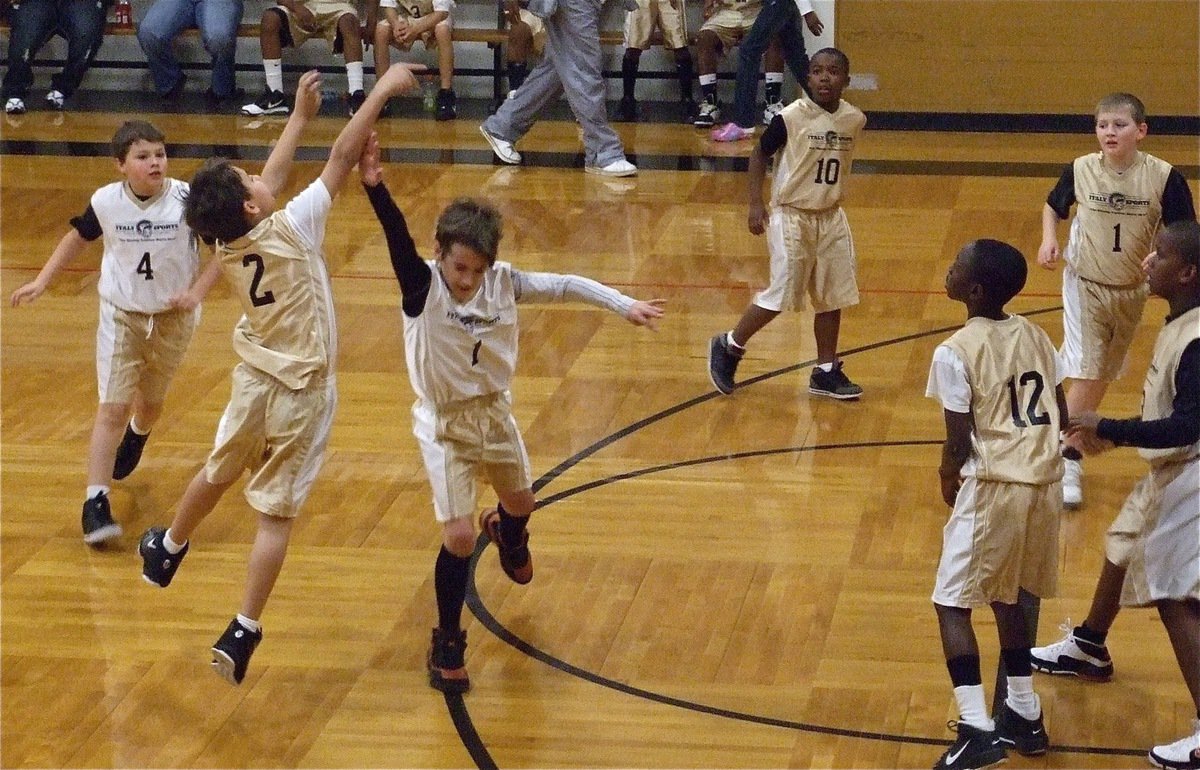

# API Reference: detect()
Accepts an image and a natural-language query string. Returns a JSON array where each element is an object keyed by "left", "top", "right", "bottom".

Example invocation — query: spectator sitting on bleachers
[
  {"left": 691, "top": 0, "right": 783, "bottom": 128},
  {"left": 501, "top": 0, "right": 542, "bottom": 100},
  {"left": 3, "top": 0, "right": 109, "bottom": 114},
  {"left": 137, "top": 0, "right": 246, "bottom": 105},
  {"left": 618, "top": 0, "right": 695, "bottom": 123},
  {"left": 367, "top": 0, "right": 455, "bottom": 119},
  {"left": 241, "top": 0, "right": 366, "bottom": 117}
]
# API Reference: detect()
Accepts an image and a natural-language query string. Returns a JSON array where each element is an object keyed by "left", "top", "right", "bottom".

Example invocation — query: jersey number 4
[
  {"left": 242, "top": 254, "right": 277, "bottom": 307},
  {"left": 1006, "top": 371, "right": 1052, "bottom": 428},
  {"left": 136, "top": 252, "right": 154, "bottom": 280}
]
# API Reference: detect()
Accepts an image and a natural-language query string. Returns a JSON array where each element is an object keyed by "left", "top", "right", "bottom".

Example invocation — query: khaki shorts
[
  {"left": 753, "top": 206, "right": 860, "bottom": 313},
  {"left": 412, "top": 392, "right": 532, "bottom": 523},
  {"left": 932, "top": 476, "right": 1062, "bottom": 607},
  {"left": 96, "top": 300, "right": 198, "bottom": 405},
  {"left": 624, "top": 0, "right": 688, "bottom": 50},
  {"left": 380, "top": 9, "right": 451, "bottom": 51},
  {"left": 205, "top": 362, "right": 336, "bottom": 519},
  {"left": 1120, "top": 458, "right": 1200, "bottom": 607},
  {"left": 1060, "top": 265, "right": 1147, "bottom": 382},
  {"left": 699, "top": 6, "right": 757, "bottom": 50},
  {"left": 276, "top": 2, "right": 358, "bottom": 53}
]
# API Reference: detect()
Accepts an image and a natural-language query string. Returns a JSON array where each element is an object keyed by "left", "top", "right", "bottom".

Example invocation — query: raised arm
[
  {"left": 10, "top": 228, "right": 90, "bottom": 306},
  {"left": 260, "top": 70, "right": 323, "bottom": 195}
]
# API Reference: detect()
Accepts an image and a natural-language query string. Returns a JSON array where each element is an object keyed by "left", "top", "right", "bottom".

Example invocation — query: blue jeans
[
  {"left": 729, "top": 0, "right": 809, "bottom": 128},
  {"left": 2, "top": 0, "right": 107, "bottom": 99},
  {"left": 137, "top": 0, "right": 244, "bottom": 97}
]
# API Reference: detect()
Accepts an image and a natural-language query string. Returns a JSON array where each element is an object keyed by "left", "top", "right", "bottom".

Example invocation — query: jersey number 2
[
  {"left": 136, "top": 252, "right": 154, "bottom": 280},
  {"left": 242, "top": 254, "right": 277, "bottom": 307},
  {"left": 1006, "top": 371, "right": 1052, "bottom": 428}
]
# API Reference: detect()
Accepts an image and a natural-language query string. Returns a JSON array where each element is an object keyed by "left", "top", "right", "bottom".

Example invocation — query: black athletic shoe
[
  {"left": 1030, "top": 627, "right": 1114, "bottom": 681},
  {"left": 139, "top": 527, "right": 188, "bottom": 588},
  {"left": 347, "top": 89, "right": 366, "bottom": 116},
  {"left": 479, "top": 507, "right": 532, "bottom": 584},
  {"left": 112, "top": 423, "right": 149, "bottom": 480},
  {"left": 427, "top": 627, "right": 470, "bottom": 693},
  {"left": 934, "top": 722, "right": 1007, "bottom": 770},
  {"left": 994, "top": 703, "right": 1049, "bottom": 756},
  {"left": 82, "top": 492, "right": 121, "bottom": 545},
  {"left": 435, "top": 88, "right": 457, "bottom": 121},
  {"left": 211, "top": 618, "right": 262, "bottom": 685},
  {"left": 809, "top": 361, "right": 863, "bottom": 400},
  {"left": 241, "top": 89, "right": 288, "bottom": 116},
  {"left": 707, "top": 333, "right": 742, "bottom": 395}
]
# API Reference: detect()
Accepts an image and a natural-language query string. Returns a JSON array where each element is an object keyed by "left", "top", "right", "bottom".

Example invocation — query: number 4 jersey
[
  {"left": 79, "top": 178, "right": 199, "bottom": 314},
  {"left": 927, "top": 315, "right": 1064, "bottom": 485}
]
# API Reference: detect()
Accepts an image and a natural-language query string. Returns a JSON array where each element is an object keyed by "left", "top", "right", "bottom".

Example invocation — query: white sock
[
  {"left": 86, "top": 485, "right": 109, "bottom": 500},
  {"left": 699, "top": 73, "right": 717, "bottom": 88},
  {"left": 162, "top": 529, "right": 186, "bottom": 554},
  {"left": 817, "top": 362, "right": 834, "bottom": 373},
  {"left": 236, "top": 614, "right": 261, "bottom": 633},
  {"left": 764, "top": 72, "right": 784, "bottom": 87},
  {"left": 264, "top": 59, "right": 283, "bottom": 93},
  {"left": 345, "top": 60, "right": 364, "bottom": 93},
  {"left": 129, "top": 416, "right": 150, "bottom": 436},
  {"left": 726, "top": 331, "right": 745, "bottom": 351},
  {"left": 1005, "top": 678, "right": 1040, "bottom": 719},
  {"left": 953, "top": 684, "right": 994, "bottom": 731}
]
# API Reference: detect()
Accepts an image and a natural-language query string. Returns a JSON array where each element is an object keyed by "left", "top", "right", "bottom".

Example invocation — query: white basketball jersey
[
  {"left": 92, "top": 178, "right": 199, "bottom": 313},
  {"left": 771, "top": 96, "right": 867, "bottom": 212}
]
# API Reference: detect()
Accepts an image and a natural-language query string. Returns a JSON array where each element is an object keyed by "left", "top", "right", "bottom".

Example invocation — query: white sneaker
[
  {"left": 479, "top": 125, "right": 521, "bottom": 165},
  {"left": 762, "top": 100, "right": 784, "bottom": 125},
  {"left": 1150, "top": 720, "right": 1200, "bottom": 770},
  {"left": 1029, "top": 622, "right": 1113, "bottom": 680},
  {"left": 584, "top": 159, "right": 637, "bottom": 177},
  {"left": 1063, "top": 458, "right": 1083, "bottom": 509},
  {"left": 45, "top": 89, "right": 65, "bottom": 109},
  {"left": 5, "top": 97, "right": 26, "bottom": 115}
]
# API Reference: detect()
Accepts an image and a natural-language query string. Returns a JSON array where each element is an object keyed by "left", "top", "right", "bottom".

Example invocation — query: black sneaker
[
  {"left": 934, "top": 722, "right": 1007, "bottom": 770},
  {"left": 81, "top": 492, "right": 122, "bottom": 545},
  {"left": 707, "top": 333, "right": 742, "bottom": 395},
  {"left": 1030, "top": 626, "right": 1114, "bottom": 681},
  {"left": 139, "top": 527, "right": 188, "bottom": 588},
  {"left": 241, "top": 89, "right": 288, "bottom": 116},
  {"left": 427, "top": 627, "right": 470, "bottom": 693},
  {"left": 809, "top": 361, "right": 863, "bottom": 400},
  {"left": 995, "top": 703, "right": 1049, "bottom": 756},
  {"left": 347, "top": 89, "right": 366, "bottom": 116},
  {"left": 479, "top": 507, "right": 532, "bottom": 584},
  {"left": 112, "top": 423, "right": 149, "bottom": 480},
  {"left": 435, "top": 88, "right": 457, "bottom": 121},
  {"left": 617, "top": 95, "right": 638, "bottom": 122},
  {"left": 211, "top": 618, "right": 262, "bottom": 685}
]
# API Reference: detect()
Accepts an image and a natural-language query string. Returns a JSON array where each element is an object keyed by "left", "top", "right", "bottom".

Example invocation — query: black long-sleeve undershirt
[
  {"left": 364, "top": 181, "right": 431, "bottom": 318},
  {"left": 1097, "top": 338, "right": 1200, "bottom": 449}
]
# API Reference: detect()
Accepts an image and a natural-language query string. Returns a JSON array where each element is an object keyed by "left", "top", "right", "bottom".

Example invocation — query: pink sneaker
[{"left": 711, "top": 123, "right": 753, "bottom": 142}]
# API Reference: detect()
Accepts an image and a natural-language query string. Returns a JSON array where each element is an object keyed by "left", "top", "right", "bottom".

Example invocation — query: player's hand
[
  {"left": 747, "top": 202, "right": 768, "bottom": 235},
  {"left": 802, "top": 11, "right": 823, "bottom": 35},
  {"left": 377, "top": 61, "right": 425, "bottom": 96},
  {"left": 359, "top": 132, "right": 384, "bottom": 186},
  {"left": 938, "top": 470, "right": 961, "bottom": 507},
  {"left": 1036, "top": 241, "right": 1060, "bottom": 269},
  {"left": 167, "top": 288, "right": 201, "bottom": 311},
  {"left": 1142, "top": 249, "right": 1157, "bottom": 274},
  {"left": 293, "top": 69, "right": 321, "bottom": 119},
  {"left": 10, "top": 279, "right": 46, "bottom": 306},
  {"left": 626, "top": 298, "right": 666, "bottom": 329}
]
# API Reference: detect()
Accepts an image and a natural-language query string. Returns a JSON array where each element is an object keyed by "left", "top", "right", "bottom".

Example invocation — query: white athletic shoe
[
  {"left": 1150, "top": 720, "right": 1200, "bottom": 770},
  {"left": 5, "top": 97, "right": 26, "bottom": 114},
  {"left": 1063, "top": 458, "right": 1083, "bottom": 509},
  {"left": 585, "top": 159, "right": 638, "bottom": 177},
  {"left": 479, "top": 125, "right": 521, "bottom": 165},
  {"left": 762, "top": 100, "right": 784, "bottom": 125},
  {"left": 45, "top": 89, "right": 65, "bottom": 109}
]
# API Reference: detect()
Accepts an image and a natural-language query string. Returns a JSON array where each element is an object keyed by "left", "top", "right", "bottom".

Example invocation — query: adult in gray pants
[{"left": 479, "top": 0, "right": 636, "bottom": 177}]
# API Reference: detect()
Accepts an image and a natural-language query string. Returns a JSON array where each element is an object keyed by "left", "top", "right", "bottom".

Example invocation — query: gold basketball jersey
[
  {"left": 770, "top": 96, "right": 866, "bottom": 213},
  {"left": 1139, "top": 306, "right": 1200, "bottom": 467},
  {"left": 941, "top": 315, "right": 1063, "bottom": 484},
  {"left": 1066, "top": 151, "right": 1174, "bottom": 287}
]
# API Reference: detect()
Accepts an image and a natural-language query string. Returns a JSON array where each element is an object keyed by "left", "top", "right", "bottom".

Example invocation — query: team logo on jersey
[
  {"left": 447, "top": 309, "right": 500, "bottom": 330},
  {"left": 115, "top": 219, "right": 182, "bottom": 239},
  {"left": 1086, "top": 191, "right": 1151, "bottom": 212},
  {"left": 808, "top": 130, "right": 853, "bottom": 151}
]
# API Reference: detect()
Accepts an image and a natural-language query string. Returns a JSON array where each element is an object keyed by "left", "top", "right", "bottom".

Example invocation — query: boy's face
[
  {"left": 437, "top": 242, "right": 489, "bottom": 304},
  {"left": 118, "top": 139, "right": 167, "bottom": 196},
  {"left": 944, "top": 247, "right": 977, "bottom": 303},
  {"left": 234, "top": 166, "right": 276, "bottom": 221},
  {"left": 1144, "top": 233, "right": 1195, "bottom": 301},
  {"left": 1094, "top": 107, "right": 1146, "bottom": 160},
  {"left": 806, "top": 53, "right": 849, "bottom": 107}
]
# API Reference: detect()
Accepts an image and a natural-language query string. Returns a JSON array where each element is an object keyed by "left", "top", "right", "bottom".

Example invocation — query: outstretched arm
[
  {"left": 10, "top": 229, "right": 89, "bottom": 306},
  {"left": 169, "top": 256, "right": 224, "bottom": 311},
  {"left": 513, "top": 270, "right": 666, "bottom": 329},
  {"left": 261, "top": 70, "right": 324, "bottom": 196}
]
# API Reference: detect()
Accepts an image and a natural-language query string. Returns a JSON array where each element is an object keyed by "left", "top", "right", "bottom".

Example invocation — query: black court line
[{"left": 4, "top": 138, "right": 1195, "bottom": 178}]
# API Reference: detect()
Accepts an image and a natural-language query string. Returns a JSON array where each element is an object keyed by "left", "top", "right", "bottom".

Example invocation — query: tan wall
[{"left": 837, "top": 0, "right": 1199, "bottom": 117}]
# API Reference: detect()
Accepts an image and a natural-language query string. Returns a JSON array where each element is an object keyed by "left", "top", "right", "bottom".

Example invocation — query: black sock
[
  {"left": 434, "top": 546, "right": 470, "bottom": 633},
  {"left": 701, "top": 83, "right": 717, "bottom": 105},
  {"left": 946, "top": 654, "right": 982, "bottom": 688},
  {"left": 497, "top": 503, "right": 527, "bottom": 545},
  {"left": 765, "top": 80, "right": 782, "bottom": 104},
  {"left": 1075, "top": 622, "right": 1107, "bottom": 646},
  {"left": 507, "top": 61, "right": 528, "bottom": 91},
  {"left": 621, "top": 50, "right": 639, "bottom": 101},
  {"left": 1000, "top": 647, "right": 1032, "bottom": 678},
  {"left": 674, "top": 48, "right": 694, "bottom": 101}
]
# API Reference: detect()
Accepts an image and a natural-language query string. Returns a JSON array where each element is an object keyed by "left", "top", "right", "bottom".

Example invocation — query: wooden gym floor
[{"left": 1, "top": 100, "right": 1198, "bottom": 768}]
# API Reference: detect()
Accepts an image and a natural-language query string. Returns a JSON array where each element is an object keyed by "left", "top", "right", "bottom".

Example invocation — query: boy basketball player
[
  {"left": 369, "top": 0, "right": 458, "bottom": 119},
  {"left": 617, "top": 0, "right": 694, "bottom": 122},
  {"left": 10, "top": 120, "right": 216, "bottom": 546},
  {"left": 137, "top": 65, "right": 421, "bottom": 685},
  {"left": 1048, "top": 220, "right": 1200, "bottom": 770},
  {"left": 707, "top": 47, "right": 866, "bottom": 400},
  {"left": 1036, "top": 92, "right": 1195, "bottom": 509},
  {"left": 926, "top": 239, "right": 1068, "bottom": 770},
  {"left": 357, "top": 137, "right": 664, "bottom": 693}
]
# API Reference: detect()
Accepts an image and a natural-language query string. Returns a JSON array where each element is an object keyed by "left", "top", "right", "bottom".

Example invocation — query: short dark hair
[
  {"left": 111, "top": 120, "right": 165, "bottom": 161},
  {"left": 435, "top": 198, "right": 503, "bottom": 264},
  {"left": 1160, "top": 220, "right": 1200, "bottom": 269},
  {"left": 966, "top": 238, "right": 1027, "bottom": 305},
  {"left": 1096, "top": 92, "right": 1146, "bottom": 124},
  {"left": 184, "top": 158, "right": 252, "bottom": 244},
  {"left": 811, "top": 47, "right": 850, "bottom": 73}
]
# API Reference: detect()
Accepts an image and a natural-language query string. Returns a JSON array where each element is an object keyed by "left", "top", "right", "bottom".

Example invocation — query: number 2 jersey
[
  {"left": 1047, "top": 151, "right": 1195, "bottom": 287},
  {"left": 213, "top": 180, "right": 337, "bottom": 390},
  {"left": 766, "top": 95, "right": 867, "bottom": 213},
  {"left": 71, "top": 178, "right": 199, "bottom": 314},
  {"left": 926, "top": 315, "right": 1064, "bottom": 485}
]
